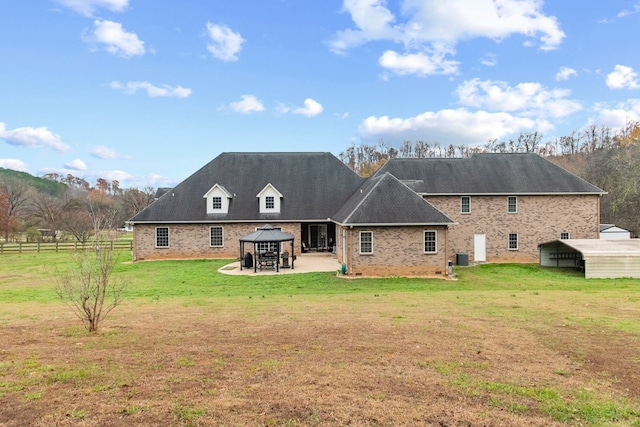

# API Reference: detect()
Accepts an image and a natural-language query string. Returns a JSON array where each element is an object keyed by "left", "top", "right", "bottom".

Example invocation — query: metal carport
[{"left": 539, "top": 239, "right": 640, "bottom": 278}]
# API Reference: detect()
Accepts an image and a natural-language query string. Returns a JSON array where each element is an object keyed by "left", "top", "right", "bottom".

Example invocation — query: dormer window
[
  {"left": 265, "top": 196, "right": 275, "bottom": 209},
  {"left": 203, "top": 184, "right": 233, "bottom": 214},
  {"left": 257, "top": 183, "right": 283, "bottom": 213},
  {"left": 212, "top": 196, "right": 222, "bottom": 210}
]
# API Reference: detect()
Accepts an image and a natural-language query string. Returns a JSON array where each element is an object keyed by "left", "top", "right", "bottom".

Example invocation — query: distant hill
[{"left": 0, "top": 168, "right": 67, "bottom": 196}]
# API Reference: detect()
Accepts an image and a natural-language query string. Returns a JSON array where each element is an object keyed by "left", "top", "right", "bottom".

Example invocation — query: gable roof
[
  {"left": 374, "top": 153, "right": 605, "bottom": 195},
  {"left": 256, "top": 183, "right": 283, "bottom": 198},
  {"left": 599, "top": 224, "right": 630, "bottom": 233},
  {"left": 239, "top": 224, "right": 294, "bottom": 243},
  {"left": 332, "top": 172, "right": 454, "bottom": 226},
  {"left": 203, "top": 183, "right": 232, "bottom": 198},
  {"left": 130, "top": 152, "right": 365, "bottom": 223}
]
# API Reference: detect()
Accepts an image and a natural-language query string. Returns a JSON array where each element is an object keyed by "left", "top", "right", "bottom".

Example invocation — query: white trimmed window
[
  {"left": 265, "top": 196, "right": 275, "bottom": 209},
  {"left": 155, "top": 227, "right": 169, "bottom": 248},
  {"left": 257, "top": 183, "right": 283, "bottom": 213},
  {"left": 359, "top": 231, "right": 373, "bottom": 254},
  {"left": 424, "top": 230, "right": 437, "bottom": 253},
  {"left": 257, "top": 242, "right": 279, "bottom": 252},
  {"left": 210, "top": 226, "right": 223, "bottom": 247},
  {"left": 204, "top": 184, "right": 232, "bottom": 214},
  {"left": 461, "top": 196, "right": 471, "bottom": 214},
  {"left": 560, "top": 232, "right": 570, "bottom": 240},
  {"left": 508, "top": 196, "right": 517, "bottom": 213},
  {"left": 508, "top": 233, "right": 518, "bottom": 250},
  {"left": 212, "top": 196, "right": 222, "bottom": 210}
]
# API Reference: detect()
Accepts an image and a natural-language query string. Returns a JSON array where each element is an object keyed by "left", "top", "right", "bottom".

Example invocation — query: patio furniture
[{"left": 258, "top": 251, "right": 278, "bottom": 271}]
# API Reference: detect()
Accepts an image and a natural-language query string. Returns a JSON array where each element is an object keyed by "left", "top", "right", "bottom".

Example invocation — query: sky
[{"left": 1, "top": 0, "right": 640, "bottom": 188}]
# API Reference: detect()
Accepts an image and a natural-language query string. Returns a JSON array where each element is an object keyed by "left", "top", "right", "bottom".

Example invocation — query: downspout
[
  {"left": 132, "top": 225, "right": 137, "bottom": 261},
  {"left": 349, "top": 227, "right": 353, "bottom": 275},
  {"left": 596, "top": 195, "right": 601, "bottom": 238},
  {"left": 445, "top": 225, "right": 449, "bottom": 270}
]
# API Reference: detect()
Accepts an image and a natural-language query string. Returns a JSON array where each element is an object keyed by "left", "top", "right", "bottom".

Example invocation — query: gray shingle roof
[
  {"left": 132, "top": 152, "right": 604, "bottom": 226},
  {"left": 374, "top": 153, "right": 605, "bottom": 195},
  {"left": 239, "top": 224, "right": 294, "bottom": 242},
  {"left": 332, "top": 173, "right": 454, "bottom": 225},
  {"left": 130, "top": 152, "right": 365, "bottom": 223}
]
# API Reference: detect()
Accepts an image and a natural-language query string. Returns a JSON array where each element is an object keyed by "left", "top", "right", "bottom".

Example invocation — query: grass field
[{"left": 1, "top": 251, "right": 640, "bottom": 426}]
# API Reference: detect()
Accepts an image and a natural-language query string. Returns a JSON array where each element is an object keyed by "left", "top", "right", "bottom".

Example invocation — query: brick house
[
  {"left": 129, "top": 152, "right": 604, "bottom": 275},
  {"left": 375, "top": 154, "right": 605, "bottom": 263}
]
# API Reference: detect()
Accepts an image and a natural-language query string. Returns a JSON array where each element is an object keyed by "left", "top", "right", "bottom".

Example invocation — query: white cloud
[
  {"left": 0, "top": 159, "right": 28, "bottom": 172},
  {"left": 0, "top": 122, "right": 69, "bottom": 152},
  {"left": 480, "top": 52, "right": 497, "bottom": 67},
  {"left": 206, "top": 23, "right": 245, "bottom": 62},
  {"left": 555, "top": 66, "right": 577, "bottom": 81},
  {"left": 617, "top": 3, "right": 640, "bottom": 18},
  {"left": 54, "top": 0, "right": 128, "bottom": 16},
  {"left": 402, "top": 0, "right": 564, "bottom": 50},
  {"left": 358, "top": 108, "right": 551, "bottom": 145},
  {"left": 105, "top": 171, "right": 178, "bottom": 188},
  {"left": 606, "top": 65, "right": 640, "bottom": 90},
  {"left": 591, "top": 99, "right": 640, "bottom": 129},
  {"left": 455, "top": 78, "right": 582, "bottom": 118},
  {"left": 276, "top": 99, "right": 324, "bottom": 117},
  {"left": 379, "top": 47, "right": 460, "bottom": 76},
  {"left": 329, "top": 0, "right": 400, "bottom": 54},
  {"left": 90, "top": 145, "right": 130, "bottom": 160},
  {"left": 110, "top": 81, "right": 192, "bottom": 98},
  {"left": 84, "top": 20, "right": 145, "bottom": 58},
  {"left": 100, "top": 170, "right": 133, "bottom": 182},
  {"left": 329, "top": 0, "right": 564, "bottom": 76},
  {"left": 227, "top": 95, "right": 265, "bottom": 114},
  {"left": 144, "top": 173, "right": 180, "bottom": 188},
  {"left": 293, "top": 98, "right": 324, "bottom": 117},
  {"left": 65, "top": 158, "right": 87, "bottom": 171}
]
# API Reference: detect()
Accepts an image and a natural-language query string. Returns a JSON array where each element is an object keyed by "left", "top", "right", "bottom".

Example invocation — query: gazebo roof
[{"left": 239, "top": 224, "right": 294, "bottom": 243}]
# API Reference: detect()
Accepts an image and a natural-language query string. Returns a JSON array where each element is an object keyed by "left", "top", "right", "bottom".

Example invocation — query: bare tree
[
  {"left": 119, "top": 187, "right": 155, "bottom": 222},
  {"left": 519, "top": 131, "right": 543, "bottom": 153},
  {"left": 55, "top": 248, "right": 127, "bottom": 332},
  {"left": 60, "top": 204, "right": 94, "bottom": 243},
  {"left": 0, "top": 177, "right": 30, "bottom": 241},
  {"left": 0, "top": 191, "right": 19, "bottom": 241},
  {"left": 27, "top": 191, "right": 65, "bottom": 240}
]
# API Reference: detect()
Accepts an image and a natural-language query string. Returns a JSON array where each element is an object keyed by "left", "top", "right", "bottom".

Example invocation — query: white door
[{"left": 474, "top": 234, "right": 486, "bottom": 262}]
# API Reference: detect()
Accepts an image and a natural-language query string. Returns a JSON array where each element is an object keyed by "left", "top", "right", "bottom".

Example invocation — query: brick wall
[
  {"left": 133, "top": 223, "right": 302, "bottom": 261},
  {"left": 424, "top": 195, "right": 600, "bottom": 263},
  {"left": 338, "top": 226, "right": 449, "bottom": 277}
]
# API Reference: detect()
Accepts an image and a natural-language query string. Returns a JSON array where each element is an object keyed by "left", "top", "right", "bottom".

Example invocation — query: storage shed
[
  {"left": 600, "top": 224, "right": 631, "bottom": 240},
  {"left": 539, "top": 239, "right": 640, "bottom": 279}
]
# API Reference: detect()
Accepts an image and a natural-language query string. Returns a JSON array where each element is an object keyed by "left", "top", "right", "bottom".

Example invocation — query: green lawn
[
  {"left": 1, "top": 249, "right": 638, "bottom": 300},
  {"left": 1, "top": 251, "right": 640, "bottom": 426}
]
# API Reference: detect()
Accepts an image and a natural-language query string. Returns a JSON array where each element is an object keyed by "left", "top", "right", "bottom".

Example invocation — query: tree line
[
  {"left": 0, "top": 169, "right": 155, "bottom": 243},
  {"left": 3, "top": 120, "right": 640, "bottom": 243},
  {"left": 339, "top": 121, "right": 640, "bottom": 236}
]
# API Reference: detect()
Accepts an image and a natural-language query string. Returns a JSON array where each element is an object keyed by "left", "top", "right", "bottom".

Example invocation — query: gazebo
[{"left": 239, "top": 224, "right": 295, "bottom": 272}]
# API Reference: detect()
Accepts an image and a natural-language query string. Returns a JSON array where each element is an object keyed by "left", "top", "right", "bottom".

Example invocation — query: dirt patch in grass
[{"left": 1, "top": 295, "right": 639, "bottom": 426}]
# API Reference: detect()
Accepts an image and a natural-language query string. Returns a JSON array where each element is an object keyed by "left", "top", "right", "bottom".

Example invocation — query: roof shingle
[
  {"left": 332, "top": 173, "right": 454, "bottom": 225},
  {"left": 374, "top": 153, "right": 605, "bottom": 195},
  {"left": 131, "top": 152, "right": 365, "bottom": 222}
]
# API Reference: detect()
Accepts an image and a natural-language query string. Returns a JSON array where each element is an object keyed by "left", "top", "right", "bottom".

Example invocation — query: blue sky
[{"left": 1, "top": 0, "right": 640, "bottom": 188}]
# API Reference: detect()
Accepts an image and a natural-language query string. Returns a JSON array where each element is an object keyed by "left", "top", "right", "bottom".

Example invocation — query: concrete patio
[{"left": 218, "top": 252, "right": 342, "bottom": 275}]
